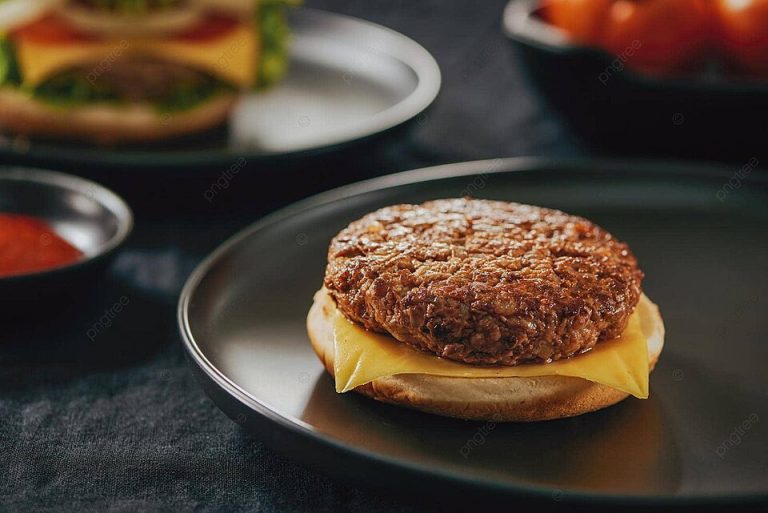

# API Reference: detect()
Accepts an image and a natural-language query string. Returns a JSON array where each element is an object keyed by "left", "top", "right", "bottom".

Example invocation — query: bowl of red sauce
[{"left": 0, "top": 168, "right": 132, "bottom": 302}]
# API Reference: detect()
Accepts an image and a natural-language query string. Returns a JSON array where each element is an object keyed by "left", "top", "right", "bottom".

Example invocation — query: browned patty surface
[
  {"left": 323, "top": 198, "right": 643, "bottom": 366},
  {"left": 72, "top": 58, "right": 212, "bottom": 103}
]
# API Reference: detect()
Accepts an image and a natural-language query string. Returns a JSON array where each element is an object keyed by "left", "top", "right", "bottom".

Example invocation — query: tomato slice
[
  {"left": 11, "top": 12, "right": 239, "bottom": 45},
  {"left": 12, "top": 14, "right": 90, "bottom": 43},
  {"left": 178, "top": 14, "right": 240, "bottom": 42},
  {"left": 542, "top": 0, "right": 612, "bottom": 46}
]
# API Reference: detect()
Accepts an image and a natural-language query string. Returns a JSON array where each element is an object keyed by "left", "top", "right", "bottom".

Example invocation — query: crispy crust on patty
[{"left": 324, "top": 198, "right": 643, "bottom": 366}]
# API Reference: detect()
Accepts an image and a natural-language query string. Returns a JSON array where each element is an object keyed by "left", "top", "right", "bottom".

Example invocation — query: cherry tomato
[
  {"left": 602, "top": 0, "right": 712, "bottom": 73},
  {"left": 544, "top": 0, "right": 712, "bottom": 74},
  {"left": 715, "top": 0, "right": 768, "bottom": 76},
  {"left": 542, "top": 0, "right": 612, "bottom": 45}
]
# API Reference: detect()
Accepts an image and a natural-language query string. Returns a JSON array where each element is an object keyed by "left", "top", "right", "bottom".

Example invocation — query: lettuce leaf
[
  {"left": 0, "top": 37, "right": 21, "bottom": 87},
  {"left": 257, "top": 0, "right": 298, "bottom": 89},
  {"left": 31, "top": 70, "right": 234, "bottom": 112}
]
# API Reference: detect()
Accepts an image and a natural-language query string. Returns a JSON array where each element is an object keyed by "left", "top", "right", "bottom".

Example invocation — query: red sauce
[{"left": 0, "top": 214, "right": 83, "bottom": 277}]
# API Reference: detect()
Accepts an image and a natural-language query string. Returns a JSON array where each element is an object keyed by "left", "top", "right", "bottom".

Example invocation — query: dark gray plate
[
  {"left": 0, "top": 8, "right": 440, "bottom": 169},
  {"left": 179, "top": 158, "right": 768, "bottom": 506}
]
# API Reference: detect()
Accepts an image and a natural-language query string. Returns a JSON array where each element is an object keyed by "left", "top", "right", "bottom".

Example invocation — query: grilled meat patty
[
  {"left": 74, "top": 0, "right": 188, "bottom": 13},
  {"left": 324, "top": 198, "right": 644, "bottom": 366},
  {"left": 81, "top": 58, "right": 213, "bottom": 103}
]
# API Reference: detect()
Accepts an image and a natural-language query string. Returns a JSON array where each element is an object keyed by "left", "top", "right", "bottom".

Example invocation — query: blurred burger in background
[{"left": 0, "top": 0, "right": 297, "bottom": 144}]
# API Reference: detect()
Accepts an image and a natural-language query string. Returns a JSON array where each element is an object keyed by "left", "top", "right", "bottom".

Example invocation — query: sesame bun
[
  {"left": 307, "top": 288, "right": 665, "bottom": 422},
  {"left": 0, "top": 88, "right": 237, "bottom": 145}
]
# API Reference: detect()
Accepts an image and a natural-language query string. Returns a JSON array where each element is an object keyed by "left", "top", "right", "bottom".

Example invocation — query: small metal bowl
[{"left": 0, "top": 168, "right": 133, "bottom": 305}]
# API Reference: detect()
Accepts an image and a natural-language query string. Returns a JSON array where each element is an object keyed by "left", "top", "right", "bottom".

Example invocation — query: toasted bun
[
  {"left": 0, "top": 88, "right": 237, "bottom": 145},
  {"left": 307, "top": 289, "right": 665, "bottom": 422}
]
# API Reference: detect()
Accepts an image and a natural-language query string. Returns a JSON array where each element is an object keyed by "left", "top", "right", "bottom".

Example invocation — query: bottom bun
[
  {"left": 307, "top": 289, "right": 665, "bottom": 422},
  {"left": 0, "top": 88, "right": 237, "bottom": 145}
]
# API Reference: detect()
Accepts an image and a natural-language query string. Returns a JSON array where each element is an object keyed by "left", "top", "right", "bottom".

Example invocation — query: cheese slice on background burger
[{"left": 0, "top": 0, "right": 297, "bottom": 144}]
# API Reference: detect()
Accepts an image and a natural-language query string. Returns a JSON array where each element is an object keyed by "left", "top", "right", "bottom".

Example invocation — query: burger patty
[
  {"left": 32, "top": 58, "right": 228, "bottom": 111},
  {"left": 74, "top": 0, "right": 188, "bottom": 13},
  {"left": 324, "top": 198, "right": 644, "bottom": 366},
  {"left": 79, "top": 58, "right": 216, "bottom": 103}
]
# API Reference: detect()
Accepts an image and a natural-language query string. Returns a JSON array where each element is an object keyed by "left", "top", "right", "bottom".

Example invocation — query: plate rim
[
  {"left": 178, "top": 156, "right": 768, "bottom": 506},
  {"left": 0, "top": 7, "right": 442, "bottom": 169}
]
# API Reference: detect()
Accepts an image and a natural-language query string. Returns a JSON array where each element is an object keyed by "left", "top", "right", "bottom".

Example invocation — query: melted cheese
[
  {"left": 15, "top": 23, "right": 258, "bottom": 88},
  {"left": 333, "top": 298, "right": 650, "bottom": 398}
]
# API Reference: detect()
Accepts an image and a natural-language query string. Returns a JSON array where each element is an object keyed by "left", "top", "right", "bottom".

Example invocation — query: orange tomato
[
  {"left": 600, "top": 0, "right": 712, "bottom": 73},
  {"left": 715, "top": 0, "right": 768, "bottom": 76},
  {"left": 544, "top": 0, "right": 713, "bottom": 74},
  {"left": 542, "top": 0, "right": 612, "bottom": 45}
]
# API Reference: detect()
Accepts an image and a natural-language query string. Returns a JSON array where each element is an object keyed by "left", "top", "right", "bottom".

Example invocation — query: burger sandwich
[
  {"left": 0, "top": 0, "right": 296, "bottom": 143},
  {"left": 307, "top": 198, "right": 665, "bottom": 422}
]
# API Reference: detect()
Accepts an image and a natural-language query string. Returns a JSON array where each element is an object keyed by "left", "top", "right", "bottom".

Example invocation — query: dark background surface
[{"left": 1, "top": 1, "right": 761, "bottom": 512}]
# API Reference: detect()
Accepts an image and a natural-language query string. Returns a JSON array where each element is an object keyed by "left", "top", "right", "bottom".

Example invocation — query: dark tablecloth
[{"left": 0, "top": 1, "right": 587, "bottom": 511}]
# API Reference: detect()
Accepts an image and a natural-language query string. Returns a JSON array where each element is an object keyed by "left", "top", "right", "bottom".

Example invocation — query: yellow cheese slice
[
  {"left": 15, "top": 23, "right": 258, "bottom": 88},
  {"left": 333, "top": 300, "right": 650, "bottom": 398}
]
